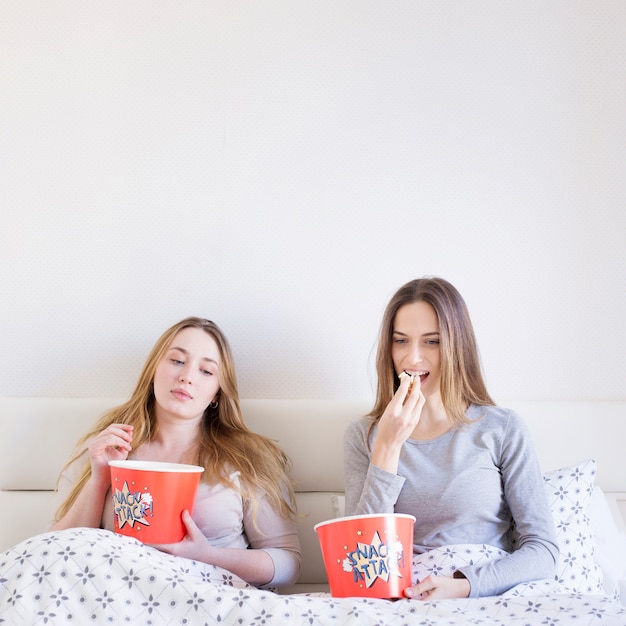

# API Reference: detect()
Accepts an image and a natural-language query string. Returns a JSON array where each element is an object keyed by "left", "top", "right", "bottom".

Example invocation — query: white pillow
[
  {"left": 589, "top": 485, "right": 626, "bottom": 601},
  {"left": 331, "top": 493, "right": 345, "bottom": 518},
  {"left": 539, "top": 458, "right": 605, "bottom": 595}
]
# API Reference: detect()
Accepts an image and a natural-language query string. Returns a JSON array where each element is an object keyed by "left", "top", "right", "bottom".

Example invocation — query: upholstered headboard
[{"left": 1, "top": 397, "right": 625, "bottom": 594}]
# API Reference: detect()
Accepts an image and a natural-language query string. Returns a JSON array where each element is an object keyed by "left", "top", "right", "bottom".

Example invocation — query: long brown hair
[
  {"left": 55, "top": 317, "right": 297, "bottom": 525},
  {"left": 369, "top": 277, "right": 494, "bottom": 429}
]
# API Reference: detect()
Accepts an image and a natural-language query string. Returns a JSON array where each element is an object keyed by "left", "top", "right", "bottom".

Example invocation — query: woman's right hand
[
  {"left": 87, "top": 424, "right": 133, "bottom": 482},
  {"left": 50, "top": 423, "right": 134, "bottom": 532},
  {"left": 371, "top": 374, "right": 425, "bottom": 473}
]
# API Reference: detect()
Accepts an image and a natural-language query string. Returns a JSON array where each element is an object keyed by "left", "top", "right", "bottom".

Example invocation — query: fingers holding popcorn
[{"left": 371, "top": 372, "right": 426, "bottom": 472}]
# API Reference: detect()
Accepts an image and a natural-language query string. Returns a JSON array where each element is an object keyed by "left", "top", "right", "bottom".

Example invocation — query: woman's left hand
[
  {"left": 404, "top": 574, "right": 470, "bottom": 601},
  {"left": 150, "top": 510, "right": 207, "bottom": 561},
  {"left": 151, "top": 510, "right": 275, "bottom": 586}
]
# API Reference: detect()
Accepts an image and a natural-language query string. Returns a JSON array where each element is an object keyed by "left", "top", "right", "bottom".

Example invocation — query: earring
[{"left": 209, "top": 400, "right": 219, "bottom": 409}]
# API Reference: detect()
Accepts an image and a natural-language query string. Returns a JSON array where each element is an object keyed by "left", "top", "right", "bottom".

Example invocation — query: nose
[
  {"left": 179, "top": 368, "right": 194, "bottom": 384},
  {"left": 408, "top": 342, "right": 424, "bottom": 364}
]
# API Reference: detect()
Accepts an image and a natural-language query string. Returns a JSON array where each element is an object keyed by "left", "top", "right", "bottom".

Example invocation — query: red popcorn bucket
[
  {"left": 109, "top": 460, "right": 203, "bottom": 544},
  {"left": 314, "top": 513, "right": 415, "bottom": 598}
]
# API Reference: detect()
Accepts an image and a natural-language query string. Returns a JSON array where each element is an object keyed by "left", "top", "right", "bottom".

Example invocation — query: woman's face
[
  {"left": 391, "top": 301, "right": 441, "bottom": 398},
  {"left": 153, "top": 326, "right": 222, "bottom": 423}
]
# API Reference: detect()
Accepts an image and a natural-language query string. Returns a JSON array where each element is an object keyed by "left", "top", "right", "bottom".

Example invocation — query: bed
[{"left": 1, "top": 397, "right": 625, "bottom": 625}]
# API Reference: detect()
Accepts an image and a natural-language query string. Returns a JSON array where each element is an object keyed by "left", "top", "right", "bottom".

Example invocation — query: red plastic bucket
[
  {"left": 109, "top": 460, "right": 203, "bottom": 544},
  {"left": 315, "top": 513, "right": 415, "bottom": 598}
]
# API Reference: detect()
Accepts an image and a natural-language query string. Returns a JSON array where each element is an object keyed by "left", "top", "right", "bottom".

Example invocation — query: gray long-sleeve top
[{"left": 343, "top": 404, "right": 559, "bottom": 597}]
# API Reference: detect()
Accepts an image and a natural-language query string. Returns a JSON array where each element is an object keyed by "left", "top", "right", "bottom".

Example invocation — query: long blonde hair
[
  {"left": 55, "top": 317, "right": 297, "bottom": 524},
  {"left": 369, "top": 277, "right": 494, "bottom": 432}
]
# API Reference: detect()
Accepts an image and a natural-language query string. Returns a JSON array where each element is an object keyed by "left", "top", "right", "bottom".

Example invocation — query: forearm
[
  {"left": 370, "top": 438, "right": 403, "bottom": 474},
  {"left": 344, "top": 421, "right": 406, "bottom": 516},
  {"left": 196, "top": 544, "right": 276, "bottom": 587},
  {"left": 351, "top": 463, "right": 405, "bottom": 515},
  {"left": 458, "top": 540, "right": 557, "bottom": 597},
  {"left": 242, "top": 494, "right": 302, "bottom": 587}
]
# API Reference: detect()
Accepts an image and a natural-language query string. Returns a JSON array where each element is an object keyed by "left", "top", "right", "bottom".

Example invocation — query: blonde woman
[
  {"left": 53, "top": 317, "right": 301, "bottom": 588},
  {"left": 344, "top": 278, "right": 558, "bottom": 600}
]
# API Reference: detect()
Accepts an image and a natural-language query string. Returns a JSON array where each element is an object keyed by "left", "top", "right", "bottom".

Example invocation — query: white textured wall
[{"left": 1, "top": 1, "right": 625, "bottom": 402}]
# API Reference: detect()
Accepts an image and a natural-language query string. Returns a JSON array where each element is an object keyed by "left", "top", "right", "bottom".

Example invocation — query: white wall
[{"left": 1, "top": 1, "right": 625, "bottom": 403}]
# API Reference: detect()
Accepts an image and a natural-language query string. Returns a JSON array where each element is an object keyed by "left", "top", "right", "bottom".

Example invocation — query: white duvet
[{"left": 1, "top": 528, "right": 624, "bottom": 625}]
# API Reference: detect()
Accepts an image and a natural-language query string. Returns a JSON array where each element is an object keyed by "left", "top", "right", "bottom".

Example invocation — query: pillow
[
  {"left": 540, "top": 458, "right": 605, "bottom": 595},
  {"left": 331, "top": 493, "right": 345, "bottom": 518},
  {"left": 589, "top": 485, "right": 626, "bottom": 601}
]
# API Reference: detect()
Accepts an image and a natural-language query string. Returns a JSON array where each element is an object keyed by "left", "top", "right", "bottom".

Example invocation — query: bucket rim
[
  {"left": 314, "top": 513, "right": 416, "bottom": 531},
  {"left": 108, "top": 460, "right": 204, "bottom": 473}
]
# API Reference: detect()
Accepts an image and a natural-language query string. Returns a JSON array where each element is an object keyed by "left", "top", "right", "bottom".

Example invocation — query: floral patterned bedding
[{"left": 1, "top": 528, "right": 624, "bottom": 625}]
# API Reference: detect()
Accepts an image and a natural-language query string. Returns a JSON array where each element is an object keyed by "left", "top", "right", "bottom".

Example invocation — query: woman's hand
[
  {"left": 51, "top": 423, "right": 134, "bottom": 532},
  {"left": 152, "top": 510, "right": 207, "bottom": 562},
  {"left": 153, "top": 510, "right": 276, "bottom": 585},
  {"left": 404, "top": 574, "right": 471, "bottom": 601},
  {"left": 370, "top": 374, "right": 425, "bottom": 473},
  {"left": 87, "top": 423, "right": 133, "bottom": 482}
]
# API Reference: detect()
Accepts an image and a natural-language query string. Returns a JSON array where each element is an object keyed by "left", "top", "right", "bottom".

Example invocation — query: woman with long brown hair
[
  {"left": 344, "top": 277, "right": 558, "bottom": 600},
  {"left": 53, "top": 317, "right": 301, "bottom": 588}
]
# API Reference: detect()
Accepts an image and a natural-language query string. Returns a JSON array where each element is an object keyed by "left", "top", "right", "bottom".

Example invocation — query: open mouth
[
  {"left": 401, "top": 370, "right": 429, "bottom": 384},
  {"left": 416, "top": 371, "right": 429, "bottom": 383}
]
